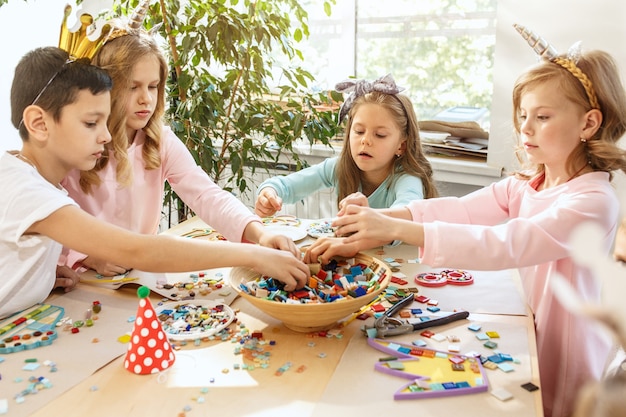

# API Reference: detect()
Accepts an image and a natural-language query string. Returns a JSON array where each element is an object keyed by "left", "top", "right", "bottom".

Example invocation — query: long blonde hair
[
  {"left": 512, "top": 50, "right": 626, "bottom": 180},
  {"left": 78, "top": 29, "right": 168, "bottom": 193},
  {"left": 335, "top": 92, "right": 438, "bottom": 205}
]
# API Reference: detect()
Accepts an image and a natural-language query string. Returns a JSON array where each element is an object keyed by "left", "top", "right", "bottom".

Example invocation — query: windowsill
[
  {"left": 284, "top": 141, "right": 503, "bottom": 187},
  {"left": 428, "top": 156, "right": 503, "bottom": 186}
]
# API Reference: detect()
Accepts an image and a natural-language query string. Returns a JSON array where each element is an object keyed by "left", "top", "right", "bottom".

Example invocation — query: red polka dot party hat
[{"left": 124, "top": 286, "right": 175, "bottom": 375}]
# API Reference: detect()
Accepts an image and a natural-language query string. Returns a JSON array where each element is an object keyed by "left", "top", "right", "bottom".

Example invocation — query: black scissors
[{"left": 364, "top": 294, "right": 469, "bottom": 338}]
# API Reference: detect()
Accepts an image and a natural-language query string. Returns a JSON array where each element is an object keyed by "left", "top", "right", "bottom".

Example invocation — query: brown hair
[
  {"left": 78, "top": 29, "right": 168, "bottom": 193},
  {"left": 335, "top": 91, "right": 438, "bottom": 205},
  {"left": 11, "top": 47, "right": 112, "bottom": 140},
  {"left": 512, "top": 50, "right": 626, "bottom": 180}
]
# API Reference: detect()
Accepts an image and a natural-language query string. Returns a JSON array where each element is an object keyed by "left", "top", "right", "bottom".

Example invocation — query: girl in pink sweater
[
  {"left": 61, "top": 19, "right": 298, "bottom": 276},
  {"left": 306, "top": 33, "right": 626, "bottom": 417}
]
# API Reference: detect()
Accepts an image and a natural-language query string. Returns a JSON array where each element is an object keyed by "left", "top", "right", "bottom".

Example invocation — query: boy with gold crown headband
[
  {"left": 305, "top": 25, "right": 626, "bottom": 417},
  {"left": 58, "top": 2, "right": 304, "bottom": 277}
]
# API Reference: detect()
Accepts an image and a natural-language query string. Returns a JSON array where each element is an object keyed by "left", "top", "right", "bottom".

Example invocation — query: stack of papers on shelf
[{"left": 419, "top": 120, "right": 489, "bottom": 161}]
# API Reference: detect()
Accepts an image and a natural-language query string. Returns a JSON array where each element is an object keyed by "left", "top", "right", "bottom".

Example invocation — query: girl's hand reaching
[
  {"left": 333, "top": 205, "right": 398, "bottom": 243},
  {"left": 302, "top": 236, "right": 361, "bottom": 265},
  {"left": 255, "top": 187, "right": 283, "bottom": 217},
  {"left": 338, "top": 192, "right": 369, "bottom": 216},
  {"left": 333, "top": 205, "right": 424, "bottom": 248},
  {"left": 258, "top": 230, "right": 300, "bottom": 258}
]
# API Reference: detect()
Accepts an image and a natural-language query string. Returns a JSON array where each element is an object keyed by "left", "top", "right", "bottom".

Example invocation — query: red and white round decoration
[{"left": 124, "top": 286, "right": 175, "bottom": 375}]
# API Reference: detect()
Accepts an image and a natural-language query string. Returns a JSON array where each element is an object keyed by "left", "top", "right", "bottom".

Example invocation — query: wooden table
[{"left": 17, "top": 217, "right": 542, "bottom": 417}]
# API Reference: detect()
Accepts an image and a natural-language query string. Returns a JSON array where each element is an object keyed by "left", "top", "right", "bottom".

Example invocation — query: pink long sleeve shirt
[
  {"left": 61, "top": 127, "right": 260, "bottom": 269},
  {"left": 408, "top": 171, "right": 618, "bottom": 417}
]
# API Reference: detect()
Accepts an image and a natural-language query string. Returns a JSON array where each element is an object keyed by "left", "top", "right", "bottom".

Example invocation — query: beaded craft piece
[
  {"left": 306, "top": 220, "right": 335, "bottom": 239},
  {"left": 156, "top": 300, "right": 235, "bottom": 341},
  {"left": 180, "top": 227, "right": 226, "bottom": 241},
  {"left": 80, "top": 271, "right": 139, "bottom": 288},
  {"left": 153, "top": 270, "right": 231, "bottom": 301},
  {"left": 368, "top": 338, "right": 489, "bottom": 399},
  {"left": 260, "top": 215, "right": 307, "bottom": 241},
  {"left": 80, "top": 267, "right": 236, "bottom": 303},
  {"left": 414, "top": 270, "right": 473, "bottom": 287},
  {"left": 261, "top": 215, "right": 302, "bottom": 227},
  {"left": 0, "top": 304, "right": 65, "bottom": 354}
]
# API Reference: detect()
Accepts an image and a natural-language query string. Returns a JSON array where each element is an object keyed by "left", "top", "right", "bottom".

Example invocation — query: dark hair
[{"left": 10, "top": 46, "right": 113, "bottom": 140}]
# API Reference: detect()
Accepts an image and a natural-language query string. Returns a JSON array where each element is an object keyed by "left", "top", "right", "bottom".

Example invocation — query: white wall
[
  {"left": 0, "top": 0, "right": 112, "bottom": 152},
  {"left": 490, "top": 0, "right": 626, "bottom": 169},
  {"left": 489, "top": 0, "right": 626, "bottom": 210}
]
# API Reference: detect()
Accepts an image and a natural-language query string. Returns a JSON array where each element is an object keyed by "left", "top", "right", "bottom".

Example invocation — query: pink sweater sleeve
[
  {"left": 407, "top": 174, "right": 618, "bottom": 270},
  {"left": 159, "top": 128, "right": 260, "bottom": 242}
]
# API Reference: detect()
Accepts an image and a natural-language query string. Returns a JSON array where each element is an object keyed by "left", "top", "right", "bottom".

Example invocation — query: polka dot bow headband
[{"left": 335, "top": 73, "right": 405, "bottom": 123}]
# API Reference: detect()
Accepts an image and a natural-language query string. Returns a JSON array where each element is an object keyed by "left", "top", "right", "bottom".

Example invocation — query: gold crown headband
[
  {"left": 58, "top": 0, "right": 152, "bottom": 60},
  {"left": 514, "top": 23, "right": 600, "bottom": 110}
]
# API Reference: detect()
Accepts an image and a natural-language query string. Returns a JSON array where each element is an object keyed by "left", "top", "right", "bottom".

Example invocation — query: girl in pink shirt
[
  {"left": 306, "top": 36, "right": 626, "bottom": 417},
  {"left": 61, "top": 21, "right": 298, "bottom": 276}
]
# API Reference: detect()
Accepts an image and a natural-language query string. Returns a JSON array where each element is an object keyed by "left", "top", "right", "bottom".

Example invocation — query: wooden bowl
[{"left": 229, "top": 253, "right": 391, "bottom": 332}]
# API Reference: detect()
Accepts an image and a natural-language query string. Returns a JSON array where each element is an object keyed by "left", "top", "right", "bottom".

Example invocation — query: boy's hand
[
  {"left": 55, "top": 265, "right": 80, "bottom": 292},
  {"left": 258, "top": 231, "right": 300, "bottom": 258},
  {"left": 255, "top": 187, "right": 283, "bottom": 217}
]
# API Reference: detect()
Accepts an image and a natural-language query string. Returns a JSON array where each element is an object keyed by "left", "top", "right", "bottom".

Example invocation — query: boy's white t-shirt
[{"left": 0, "top": 151, "right": 77, "bottom": 319}]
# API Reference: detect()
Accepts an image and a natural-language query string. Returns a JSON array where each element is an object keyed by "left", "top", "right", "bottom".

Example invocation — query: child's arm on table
[
  {"left": 305, "top": 205, "right": 418, "bottom": 264},
  {"left": 30, "top": 205, "right": 309, "bottom": 291},
  {"left": 335, "top": 205, "right": 419, "bottom": 244},
  {"left": 242, "top": 219, "right": 300, "bottom": 258}
]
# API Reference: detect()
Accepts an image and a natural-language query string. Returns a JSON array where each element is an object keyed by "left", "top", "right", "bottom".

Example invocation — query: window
[{"left": 298, "top": 0, "right": 497, "bottom": 124}]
